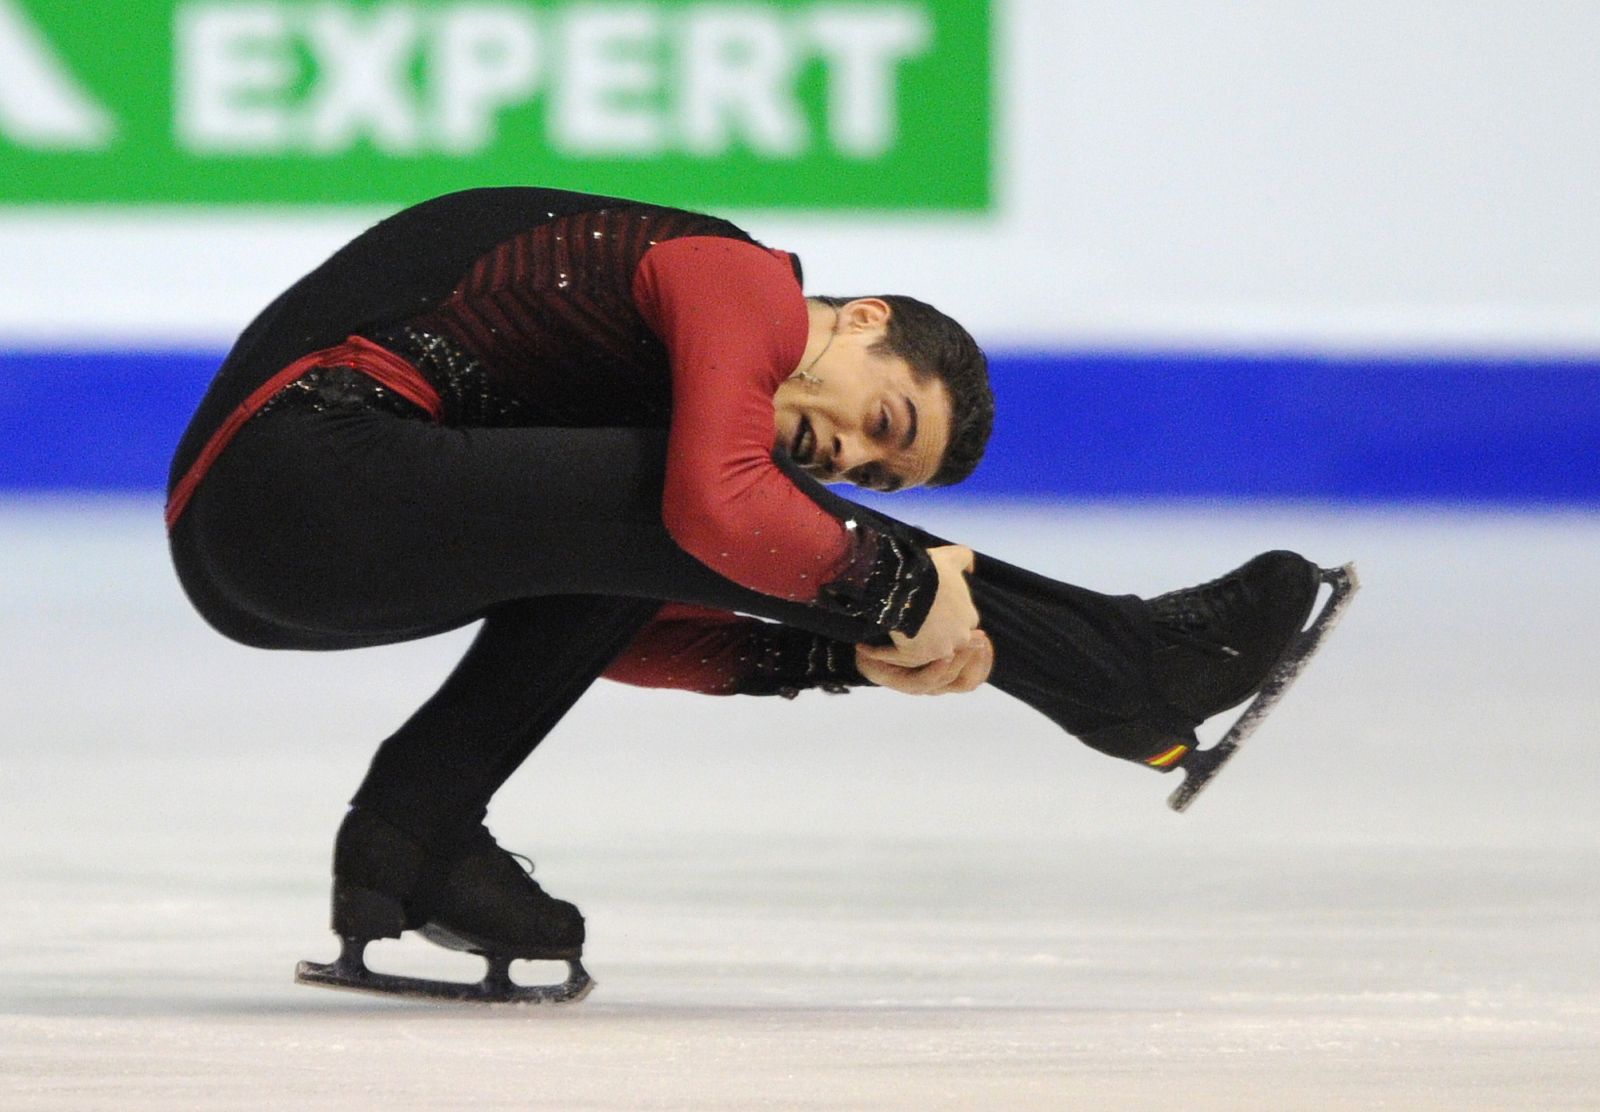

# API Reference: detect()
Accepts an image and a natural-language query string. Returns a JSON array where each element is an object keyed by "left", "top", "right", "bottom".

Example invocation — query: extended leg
[{"left": 177, "top": 408, "right": 1198, "bottom": 761}]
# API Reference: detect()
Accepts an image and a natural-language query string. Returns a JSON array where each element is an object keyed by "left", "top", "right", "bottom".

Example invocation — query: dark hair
[{"left": 811, "top": 295, "right": 993, "bottom": 486}]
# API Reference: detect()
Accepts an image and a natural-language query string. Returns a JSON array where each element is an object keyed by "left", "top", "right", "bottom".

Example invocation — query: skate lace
[
  {"left": 1149, "top": 574, "right": 1247, "bottom": 657},
  {"left": 507, "top": 850, "right": 549, "bottom": 893}
]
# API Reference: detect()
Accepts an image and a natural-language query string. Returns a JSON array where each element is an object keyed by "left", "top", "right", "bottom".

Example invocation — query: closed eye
[{"left": 848, "top": 463, "right": 903, "bottom": 493}]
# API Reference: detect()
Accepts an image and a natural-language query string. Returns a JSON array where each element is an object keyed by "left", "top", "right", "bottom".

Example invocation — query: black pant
[{"left": 170, "top": 403, "right": 1167, "bottom": 846}]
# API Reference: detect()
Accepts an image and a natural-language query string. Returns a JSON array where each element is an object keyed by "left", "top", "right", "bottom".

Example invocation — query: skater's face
[{"left": 772, "top": 299, "right": 952, "bottom": 492}]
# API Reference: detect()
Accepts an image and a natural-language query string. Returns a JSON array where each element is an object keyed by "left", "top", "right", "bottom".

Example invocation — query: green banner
[{"left": 0, "top": 0, "right": 990, "bottom": 209}]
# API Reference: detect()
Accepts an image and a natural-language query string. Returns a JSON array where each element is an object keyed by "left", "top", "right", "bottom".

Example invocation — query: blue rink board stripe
[{"left": 2, "top": 348, "right": 1598, "bottom": 502}]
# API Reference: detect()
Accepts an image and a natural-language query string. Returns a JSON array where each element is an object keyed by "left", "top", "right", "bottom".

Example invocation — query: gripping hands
[{"left": 856, "top": 546, "right": 990, "bottom": 695}]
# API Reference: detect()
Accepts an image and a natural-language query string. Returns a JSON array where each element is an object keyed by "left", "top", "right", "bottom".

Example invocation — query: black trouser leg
[{"left": 348, "top": 595, "right": 661, "bottom": 845}]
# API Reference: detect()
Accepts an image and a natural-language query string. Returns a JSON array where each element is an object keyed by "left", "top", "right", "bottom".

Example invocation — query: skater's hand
[
  {"left": 859, "top": 545, "right": 979, "bottom": 669},
  {"left": 856, "top": 629, "right": 992, "bottom": 694}
]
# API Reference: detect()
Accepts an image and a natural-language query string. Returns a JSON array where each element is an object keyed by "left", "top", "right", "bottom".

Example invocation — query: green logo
[{"left": 0, "top": 0, "right": 990, "bottom": 208}]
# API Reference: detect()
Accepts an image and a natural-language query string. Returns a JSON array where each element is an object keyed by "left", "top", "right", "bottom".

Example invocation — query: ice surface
[{"left": 2, "top": 498, "right": 1597, "bottom": 1110}]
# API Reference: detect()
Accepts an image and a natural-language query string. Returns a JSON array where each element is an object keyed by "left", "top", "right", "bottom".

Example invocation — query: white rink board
[
  {"left": 2, "top": 0, "right": 1599, "bottom": 351},
  {"left": 2, "top": 499, "right": 1597, "bottom": 1110}
]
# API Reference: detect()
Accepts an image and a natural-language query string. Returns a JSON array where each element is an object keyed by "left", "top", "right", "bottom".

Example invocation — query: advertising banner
[{"left": 0, "top": 0, "right": 990, "bottom": 209}]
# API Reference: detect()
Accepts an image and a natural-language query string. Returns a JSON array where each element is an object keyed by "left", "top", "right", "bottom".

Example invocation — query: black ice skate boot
[
  {"left": 1147, "top": 550, "right": 1322, "bottom": 724},
  {"left": 296, "top": 808, "right": 593, "bottom": 1004},
  {"left": 1091, "top": 551, "right": 1358, "bottom": 812},
  {"left": 411, "top": 824, "right": 586, "bottom": 961},
  {"left": 1078, "top": 551, "right": 1320, "bottom": 768}
]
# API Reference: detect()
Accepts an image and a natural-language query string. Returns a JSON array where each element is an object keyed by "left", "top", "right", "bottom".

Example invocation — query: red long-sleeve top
[{"left": 634, "top": 236, "right": 868, "bottom": 602}]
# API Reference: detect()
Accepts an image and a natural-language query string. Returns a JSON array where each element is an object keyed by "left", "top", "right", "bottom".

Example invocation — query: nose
[{"left": 829, "top": 433, "right": 873, "bottom": 475}]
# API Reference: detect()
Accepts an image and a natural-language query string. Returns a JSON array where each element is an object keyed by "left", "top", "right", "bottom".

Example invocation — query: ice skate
[
  {"left": 1149, "top": 552, "right": 1325, "bottom": 720},
  {"left": 295, "top": 810, "right": 593, "bottom": 1004},
  {"left": 1152, "top": 554, "right": 1360, "bottom": 812}
]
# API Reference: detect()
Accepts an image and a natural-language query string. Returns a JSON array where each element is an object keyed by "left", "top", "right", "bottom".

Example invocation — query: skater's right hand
[
  {"left": 859, "top": 545, "right": 980, "bottom": 669},
  {"left": 857, "top": 629, "right": 992, "bottom": 694}
]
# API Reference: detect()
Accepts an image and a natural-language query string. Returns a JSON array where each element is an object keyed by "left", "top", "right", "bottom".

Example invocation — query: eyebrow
[{"left": 901, "top": 397, "right": 918, "bottom": 451}]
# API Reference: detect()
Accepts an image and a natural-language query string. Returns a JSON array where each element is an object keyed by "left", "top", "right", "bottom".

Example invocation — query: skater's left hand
[{"left": 855, "top": 630, "right": 992, "bottom": 695}]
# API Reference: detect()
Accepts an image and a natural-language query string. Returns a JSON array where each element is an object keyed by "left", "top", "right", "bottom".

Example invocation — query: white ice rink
[{"left": 3, "top": 499, "right": 1597, "bottom": 1110}]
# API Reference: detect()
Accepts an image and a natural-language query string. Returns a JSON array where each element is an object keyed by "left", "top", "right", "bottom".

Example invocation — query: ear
[{"left": 838, "top": 297, "right": 892, "bottom": 334}]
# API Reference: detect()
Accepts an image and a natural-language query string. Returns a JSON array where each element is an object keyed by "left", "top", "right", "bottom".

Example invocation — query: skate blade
[
  {"left": 295, "top": 937, "right": 593, "bottom": 1005},
  {"left": 1167, "top": 562, "right": 1360, "bottom": 813}
]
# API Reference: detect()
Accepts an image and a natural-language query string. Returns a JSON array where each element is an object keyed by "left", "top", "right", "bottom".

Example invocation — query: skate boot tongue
[
  {"left": 1158, "top": 592, "right": 1254, "bottom": 662},
  {"left": 1149, "top": 554, "right": 1294, "bottom": 654}
]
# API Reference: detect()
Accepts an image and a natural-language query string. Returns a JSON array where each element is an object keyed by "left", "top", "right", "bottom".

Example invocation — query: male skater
[{"left": 166, "top": 187, "right": 1352, "bottom": 1002}]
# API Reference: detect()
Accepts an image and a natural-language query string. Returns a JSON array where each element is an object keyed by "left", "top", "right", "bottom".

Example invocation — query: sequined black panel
[
  {"left": 254, "top": 365, "right": 432, "bottom": 421},
  {"left": 732, "top": 624, "right": 868, "bottom": 698},
  {"left": 815, "top": 525, "right": 938, "bottom": 636},
  {"left": 364, "top": 325, "right": 538, "bottom": 427}
]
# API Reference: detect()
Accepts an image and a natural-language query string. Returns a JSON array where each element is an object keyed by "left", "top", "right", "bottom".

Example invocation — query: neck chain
[{"left": 794, "top": 306, "right": 839, "bottom": 386}]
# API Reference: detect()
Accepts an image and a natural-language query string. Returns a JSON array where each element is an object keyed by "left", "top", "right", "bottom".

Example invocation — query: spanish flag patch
[{"left": 1146, "top": 743, "right": 1190, "bottom": 769}]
